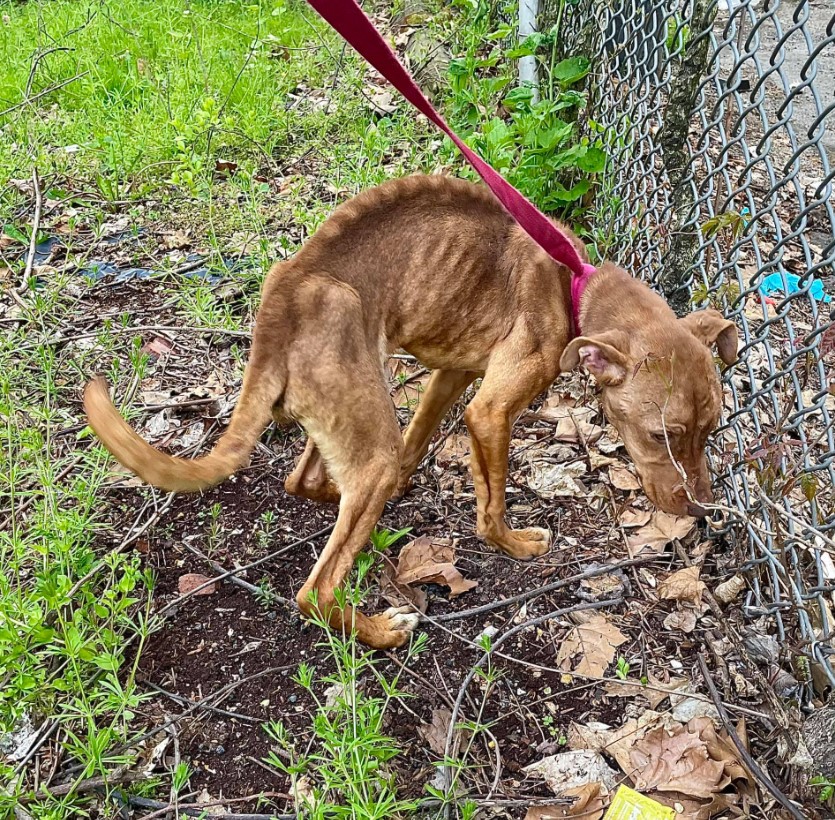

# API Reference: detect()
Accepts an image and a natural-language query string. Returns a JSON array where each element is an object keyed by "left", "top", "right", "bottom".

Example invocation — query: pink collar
[
  {"left": 571, "top": 263, "right": 597, "bottom": 337},
  {"left": 306, "top": 0, "right": 598, "bottom": 339}
]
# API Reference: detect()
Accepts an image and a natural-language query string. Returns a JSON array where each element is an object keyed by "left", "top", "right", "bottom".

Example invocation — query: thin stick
[
  {"left": 128, "top": 794, "right": 292, "bottom": 820},
  {"left": 697, "top": 654, "right": 805, "bottom": 820},
  {"left": 19, "top": 766, "right": 148, "bottom": 802},
  {"left": 0, "top": 71, "right": 90, "bottom": 118},
  {"left": 142, "top": 680, "right": 261, "bottom": 724},
  {"left": 157, "top": 524, "right": 333, "bottom": 614},
  {"left": 182, "top": 540, "right": 291, "bottom": 606},
  {"left": 19, "top": 168, "right": 43, "bottom": 294},
  {"left": 434, "top": 554, "right": 656, "bottom": 622}
]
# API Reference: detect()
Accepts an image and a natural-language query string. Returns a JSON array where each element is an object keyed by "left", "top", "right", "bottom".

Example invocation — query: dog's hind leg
[
  {"left": 295, "top": 387, "right": 416, "bottom": 649},
  {"left": 285, "top": 438, "right": 341, "bottom": 505},
  {"left": 396, "top": 368, "right": 478, "bottom": 495}
]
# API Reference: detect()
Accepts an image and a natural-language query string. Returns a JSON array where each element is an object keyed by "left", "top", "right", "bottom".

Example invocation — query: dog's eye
[{"left": 651, "top": 431, "right": 668, "bottom": 444}]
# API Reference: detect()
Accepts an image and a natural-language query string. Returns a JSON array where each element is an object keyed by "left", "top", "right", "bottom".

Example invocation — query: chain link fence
[{"left": 555, "top": 0, "right": 835, "bottom": 689}]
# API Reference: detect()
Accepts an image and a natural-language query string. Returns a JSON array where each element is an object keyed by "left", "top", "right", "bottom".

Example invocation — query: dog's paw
[
  {"left": 490, "top": 526, "right": 551, "bottom": 560},
  {"left": 363, "top": 606, "right": 420, "bottom": 649}
]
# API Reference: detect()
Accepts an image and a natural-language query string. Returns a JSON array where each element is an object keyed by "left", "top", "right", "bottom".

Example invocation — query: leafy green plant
[
  {"left": 443, "top": 1, "right": 606, "bottom": 215},
  {"left": 811, "top": 775, "right": 835, "bottom": 804},
  {"left": 368, "top": 526, "right": 412, "bottom": 552},
  {"left": 615, "top": 656, "right": 630, "bottom": 680}
]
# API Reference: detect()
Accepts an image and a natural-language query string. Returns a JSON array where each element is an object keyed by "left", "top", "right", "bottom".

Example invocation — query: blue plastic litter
[{"left": 759, "top": 272, "right": 831, "bottom": 303}]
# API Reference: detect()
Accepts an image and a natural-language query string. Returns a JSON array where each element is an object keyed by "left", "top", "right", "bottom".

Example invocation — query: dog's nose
[{"left": 686, "top": 501, "right": 708, "bottom": 517}]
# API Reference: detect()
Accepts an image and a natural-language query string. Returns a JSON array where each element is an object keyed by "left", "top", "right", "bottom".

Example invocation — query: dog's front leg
[{"left": 464, "top": 353, "right": 553, "bottom": 560}]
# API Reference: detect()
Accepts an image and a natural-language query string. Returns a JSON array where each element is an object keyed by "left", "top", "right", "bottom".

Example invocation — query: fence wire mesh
[{"left": 558, "top": 0, "right": 835, "bottom": 688}]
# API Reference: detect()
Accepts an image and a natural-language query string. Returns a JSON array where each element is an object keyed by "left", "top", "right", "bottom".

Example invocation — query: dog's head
[{"left": 560, "top": 306, "right": 738, "bottom": 517}]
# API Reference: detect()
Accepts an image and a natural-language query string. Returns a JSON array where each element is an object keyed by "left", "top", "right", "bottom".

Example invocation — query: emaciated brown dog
[{"left": 84, "top": 175, "right": 738, "bottom": 649}]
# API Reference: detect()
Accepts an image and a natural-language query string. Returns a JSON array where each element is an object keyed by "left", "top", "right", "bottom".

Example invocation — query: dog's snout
[{"left": 686, "top": 501, "right": 708, "bottom": 518}]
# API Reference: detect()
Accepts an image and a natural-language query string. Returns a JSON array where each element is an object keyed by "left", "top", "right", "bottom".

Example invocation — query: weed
[
  {"left": 264, "top": 571, "right": 426, "bottom": 818},
  {"left": 369, "top": 526, "right": 412, "bottom": 552}
]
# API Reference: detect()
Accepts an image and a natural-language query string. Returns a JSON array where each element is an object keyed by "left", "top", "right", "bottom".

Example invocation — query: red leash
[{"left": 305, "top": 0, "right": 597, "bottom": 335}]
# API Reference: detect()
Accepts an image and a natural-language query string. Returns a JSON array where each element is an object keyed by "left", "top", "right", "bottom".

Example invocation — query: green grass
[{"left": 0, "top": 0, "right": 602, "bottom": 815}]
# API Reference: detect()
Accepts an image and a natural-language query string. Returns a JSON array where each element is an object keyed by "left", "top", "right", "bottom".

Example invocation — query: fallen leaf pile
[{"left": 527, "top": 709, "right": 752, "bottom": 820}]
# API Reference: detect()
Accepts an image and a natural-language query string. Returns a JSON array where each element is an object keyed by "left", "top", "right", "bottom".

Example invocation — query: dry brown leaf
[
  {"left": 524, "top": 750, "right": 618, "bottom": 794},
  {"left": 662, "top": 609, "right": 697, "bottom": 632},
  {"left": 608, "top": 465, "right": 641, "bottom": 491},
  {"left": 524, "top": 783, "right": 606, "bottom": 819},
  {"left": 557, "top": 614, "right": 628, "bottom": 678},
  {"left": 651, "top": 790, "right": 738, "bottom": 820},
  {"left": 658, "top": 566, "right": 706, "bottom": 606},
  {"left": 627, "top": 512, "right": 696, "bottom": 555},
  {"left": 435, "top": 433, "right": 470, "bottom": 469},
  {"left": 418, "top": 708, "right": 469, "bottom": 756},
  {"left": 629, "top": 724, "right": 728, "bottom": 799},
  {"left": 603, "top": 675, "right": 688, "bottom": 709},
  {"left": 568, "top": 712, "right": 679, "bottom": 773},
  {"left": 379, "top": 562, "right": 427, "bottom": 613},
  {"left": 178, "top": 573, "right": 216, "bottom": 595},
  {"left": 618, "top": 507, "right": 652, "bottom": 528},
  {"left": 713, "top": 574, "right": 746, "bottom": 604},
  {"left": 394, "top": 537, "right": 477, "bottom": 597},
  {"left": 162, "top": 229, "right": 191, "bottom": 250}
]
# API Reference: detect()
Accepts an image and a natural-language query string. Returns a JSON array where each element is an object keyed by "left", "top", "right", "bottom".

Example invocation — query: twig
[
  {"left": 25, "top": 47, "right": 73, "bottom": 99},
  {"left": 0, "top": 71, "right": 90, "bottom": 118},
  {"left": 20, "top": 323, "right": 251, "bottom": 352},
  {"left": 20, "top": 766, "right": 149, "bottom": 802},
  {"left": 434, "top": 555, "right": 657, "bottom": 622},
  {"left": 182, "top": 540, "right": 290, "bottom": 605},
  {"left": 157, "top": 524, "right": 333, "bottom": 614},
  {"left": 19, "top": 168, "right": 43, "bottom": 295},
  {"left": 697, "top": 654, "right": 806, "bottom": 820},
  {"left": 142, "top": 680, "right": 261, "bottom": 724},
  {"left": 128, "top": 794, "right": 292, "bottom": 820}
]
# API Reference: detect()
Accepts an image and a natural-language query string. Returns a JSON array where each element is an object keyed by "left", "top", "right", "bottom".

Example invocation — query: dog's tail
[{"left": 84, "top": 360, "right": 283, "bottom": 493}]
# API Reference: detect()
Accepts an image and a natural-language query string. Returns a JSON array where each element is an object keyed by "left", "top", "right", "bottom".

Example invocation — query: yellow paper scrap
[{"left": 603, "top": 785, "right": 676, "bottom": 820}]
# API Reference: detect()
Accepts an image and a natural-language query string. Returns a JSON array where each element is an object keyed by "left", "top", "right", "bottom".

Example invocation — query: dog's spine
[{"left": 83, "top": 363, "right": 283, "bottom": 493}]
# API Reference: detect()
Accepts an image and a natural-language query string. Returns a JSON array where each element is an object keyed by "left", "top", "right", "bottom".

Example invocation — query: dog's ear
[
  {"left": 560, "top": 330, "right": 630, "bottom": 386},
  {"left": 680, "top": 309, "right": 739, "bottom": 365}
]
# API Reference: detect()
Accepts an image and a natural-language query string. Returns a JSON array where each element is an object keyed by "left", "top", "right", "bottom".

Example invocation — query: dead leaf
[
  {"left": 418, "top": 708, "right": 469, "bottom": 756},
  {"left": 524, "top": 783, "right": 606, "bottom": 819},
  {"left": 627, "top": 512, "right": 696, "bottom": 555},
  {"left": 380, "top": 562, "right": 427, "bottom": 613},
  {"left": 367, "top": 87, "right": 398, "bottom": 114},
  {"left": 557, "top": 614, "right": 628, "bottom": 678},
  {"left": 658, "top": 566, "right": 706, "bottom": 606},
  {"left": 141, "top": 336, "right": 174, "bottom": 358},
  {"left": 568, "top": 711, "right": 679, "bottom": 773},
  {"left": 714, "top": 574, "right": 746, "bottom": 604},
  {"left": 608, "top": 465, "right": 640, "bottom": 491},
  {"left": 527, "top": 460, "right": 588, "bottom": 498},
  {"left": 524, "top": 750, "right": 618, "bottom": 795},
  {"left": 435, "top": 433, "right": 470, "bottom": 469},
  {"left": 215, "top": 158, "right": 238, "bottom": 176},
  {"left": 662, "top": 609, "right": 697, "bottom": 632},
  {"left": 178, "top": 573, "right": 216, "bottom": 595},
  {"left": 394, "top": 537, "right": 477, "bottom": 597},
  {"left": 603, "top": 675, "right": 688, "bottom": 709},
  {"left": 162, "top": 230, "right": 191, "bottom": 250},
  {"left": 618, "top": 507, "right": 652, "bottom": 528},
  {"left": 629, "top": 724, "right": 728, "bottom": 799}
]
